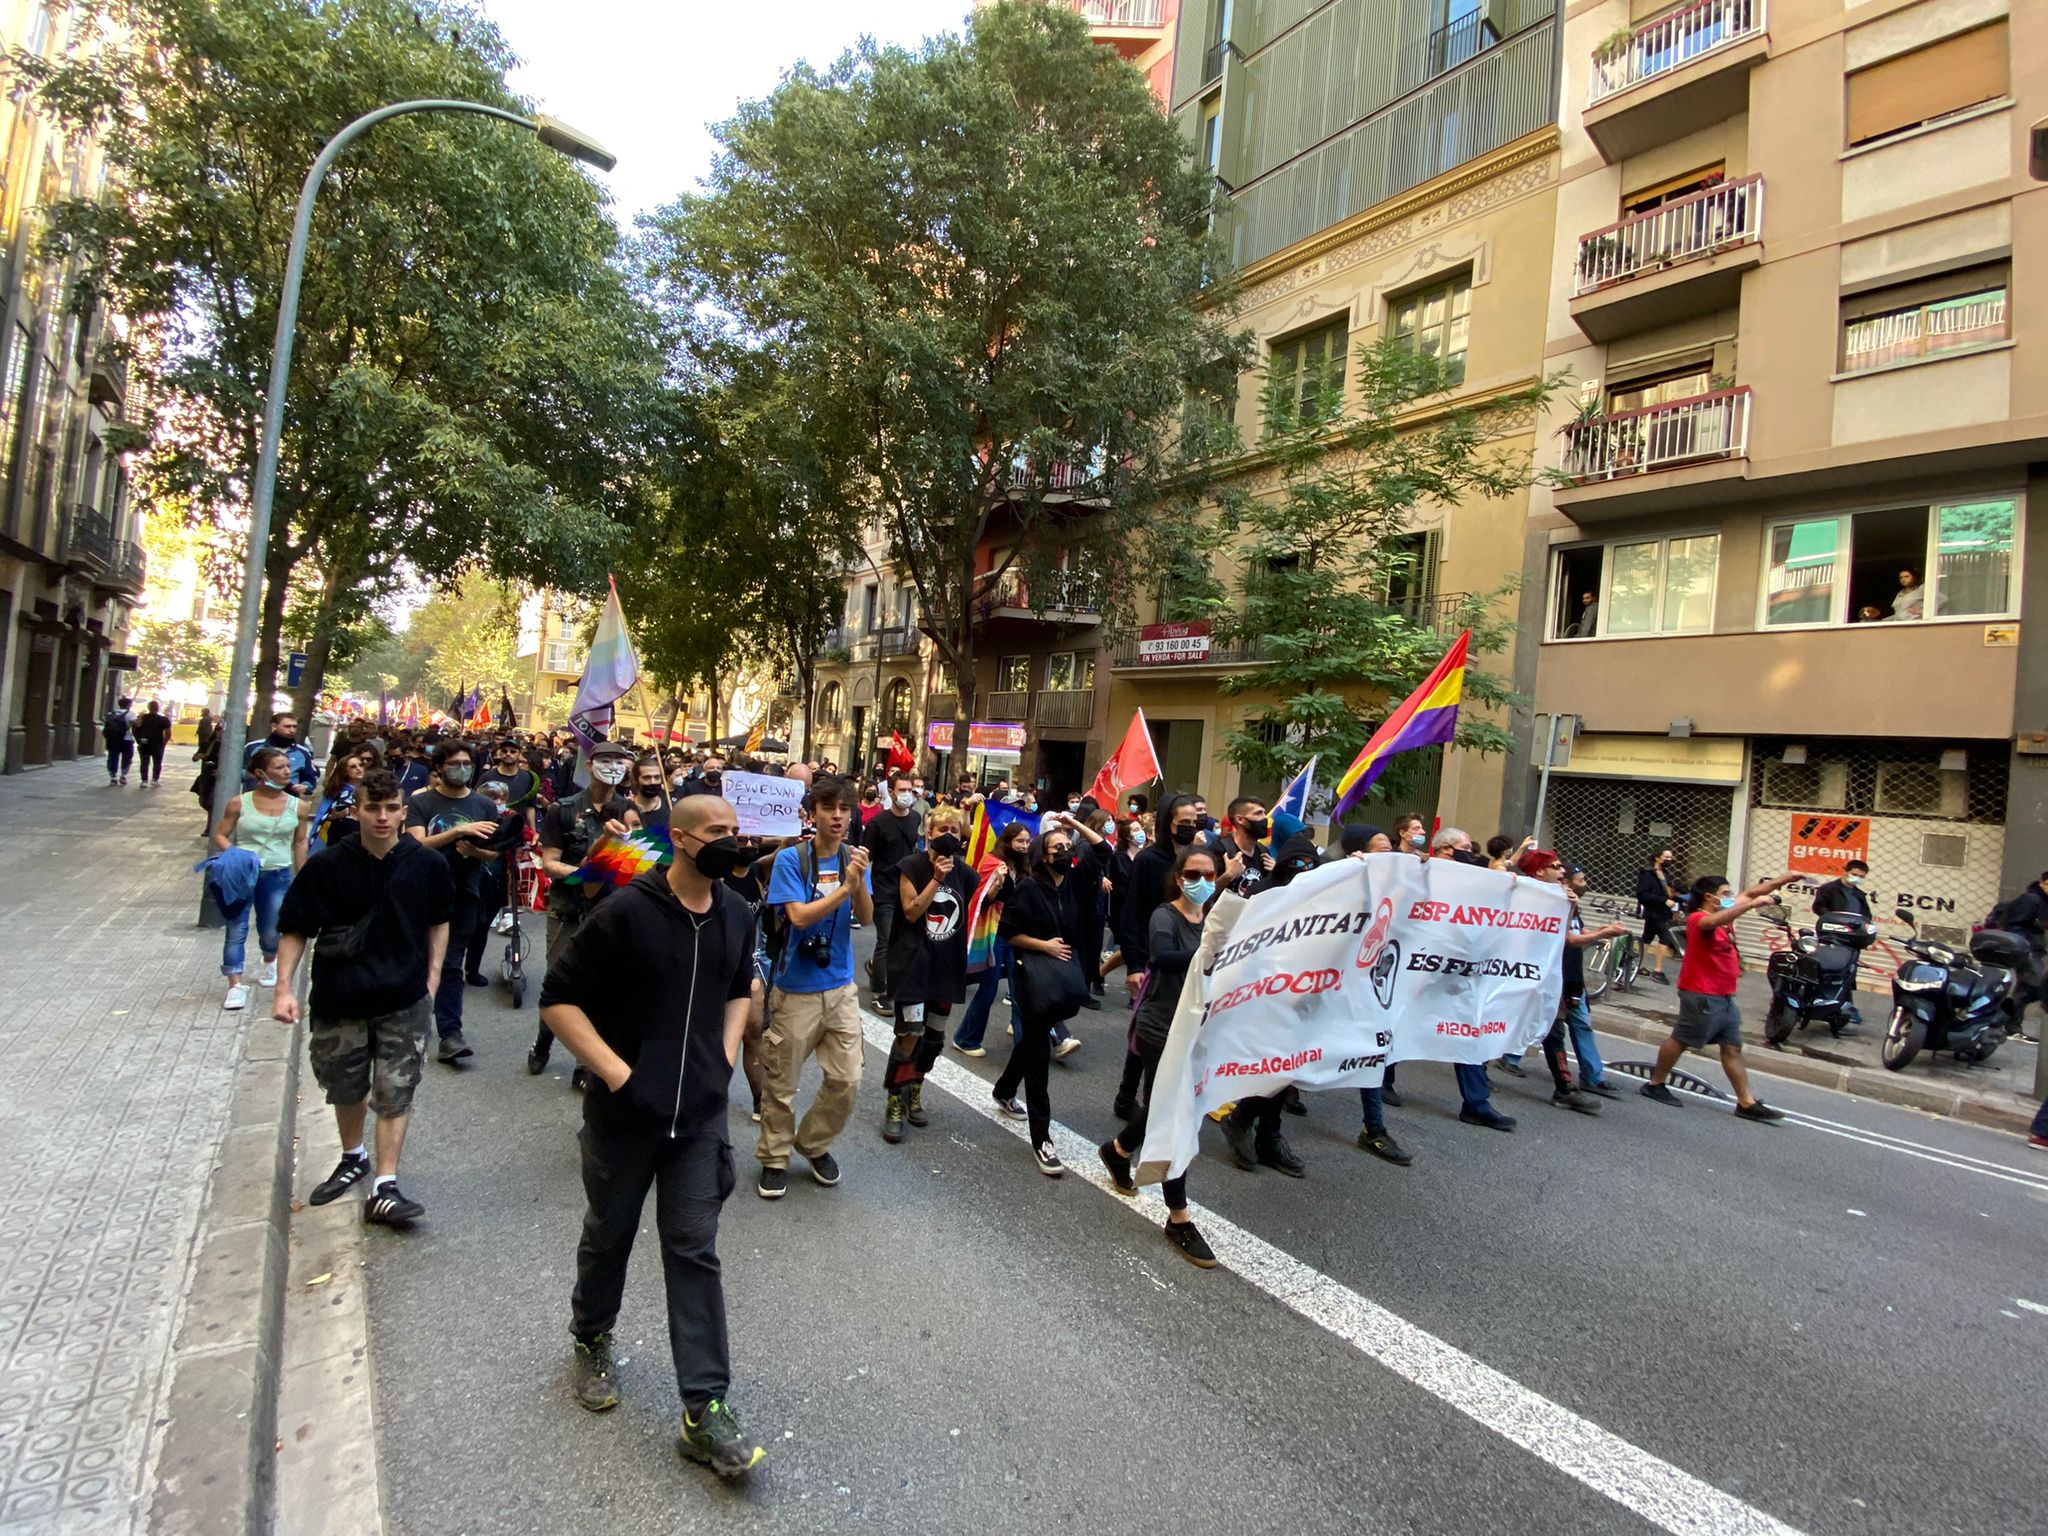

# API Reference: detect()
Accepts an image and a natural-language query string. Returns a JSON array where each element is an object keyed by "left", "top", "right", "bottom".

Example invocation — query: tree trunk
[
  {"left": 708, "top": 666, "right": 722, "bottom": 747},
  {"left": 290, "top": 556, "right": 353, "bottom": 721},
  {"left": 797, "top": 652, "right": 816, "bottom": 762},
  {"left": 250, "top": 543, "right": 294, "bottom": 731},
  {"left": 949, "top": 563, "right": 977, "bottom": 792}
]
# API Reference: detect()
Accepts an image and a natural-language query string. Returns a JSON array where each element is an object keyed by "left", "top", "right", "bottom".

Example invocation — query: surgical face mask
[
  {"left": 1129, "top": 828, "right": 1148, "bottom": 849},
  {"left": 685, "top": 834, "right": 746, "bottom": 881},
  {"left": 1066, "top": 799, "right": 1080, "bottom": 812},
  {"left": 894, "top": 790, "right": 914, "bottom": 811},
  {"left": 1718, "top": 896, "right": 1736, "bottom": 910},
  {"left": 1182, "top": 877, "right": 1217, "bottom": 906},
  {"left": 591, "top": 759, "right": 628, "bottom": 786},
  {"left": 671, "top": 772, "right": 690, "bottom": 790},
  {"left": 442, "top": 764, "right": 472, "bottom": 787},
  {"left": 1408, "top": 832, "right": 1427, "bottom": 849},
  {"left": 930, "top": 834, "right": 963, "bottom": 858},
  {"left": 1171, "top": 824, "right": 1197, "bottom": 847},
  {"left": 1845, "top": 874, "right": 1864, "bottom": 886}
]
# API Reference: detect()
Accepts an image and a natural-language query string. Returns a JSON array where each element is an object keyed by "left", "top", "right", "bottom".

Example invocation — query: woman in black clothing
[
  {"left": 882, "top": 808, "right": 973, "bottom": 1142},
  {"left": 1100, "top": 813, "right": 1147, "bottom": 987},
  {"left": 1099, "top": 843, "right": 1220, "bottom": 1268},
  {"left": 1114, "top": 794, "right": 1196, "bottom": 1113},
  {"left": 992, "top": 825, "right": 1091, "bottom": 1176}
]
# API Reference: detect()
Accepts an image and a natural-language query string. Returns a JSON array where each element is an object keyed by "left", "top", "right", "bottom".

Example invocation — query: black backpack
[{"left": 102, "top": 709, "right": 130, "bottom": 744}]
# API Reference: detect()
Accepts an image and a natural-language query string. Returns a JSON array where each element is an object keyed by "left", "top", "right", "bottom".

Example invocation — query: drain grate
[{"left": 1604, "top": 1060, "right": 1730, "bottom": 1101}]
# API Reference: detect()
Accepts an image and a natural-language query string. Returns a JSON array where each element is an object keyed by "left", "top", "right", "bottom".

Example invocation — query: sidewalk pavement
[
  {"left": 1586, "top": 965, "right": 2041, "bottom": 1134},
  {"left": 0, "top": 760, "right": 299, "bottom": 1534}
]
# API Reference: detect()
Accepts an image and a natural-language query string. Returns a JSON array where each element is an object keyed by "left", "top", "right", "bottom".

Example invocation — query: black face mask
[
  {"left": 1244, "top": 818, "right": 1270, "bottom": 841},
  {"left": 1046, "top": 851, "right": 1074, "bottom": 873},
  {"left": 686, "top": 834, "right": 746, "bottom": 882},
  {"left": 930, "top": 834, "right": 963, "bottom": 858},
  {"left": 1171, "top": 825, "right": 1198, "bottom": 847},
  {"left": 1197, "top": 815, "right": 1217, "bottom": 833},
  {"left": 703, "top": 773, "right": 723, "bottom": 792}
]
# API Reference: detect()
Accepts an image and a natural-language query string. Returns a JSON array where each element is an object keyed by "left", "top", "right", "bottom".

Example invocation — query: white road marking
[
  {"left": 1774, "top": 1108, "right": 2048, "bottom": 1192},
  {"left": 2015, "top": 1298, "right": 2048, "bottom": 1318},
  {"left": 880, "top": 1018, "right": 1808, "bottom": 1536}
]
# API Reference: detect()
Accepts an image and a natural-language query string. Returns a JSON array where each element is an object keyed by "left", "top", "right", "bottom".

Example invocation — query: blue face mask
[
  {"left": 1183, "top": 877, "right": 1217, "bottom": 907},
  {"left": 1718, "top": 896, "right": 1736, "bottom": 909}
]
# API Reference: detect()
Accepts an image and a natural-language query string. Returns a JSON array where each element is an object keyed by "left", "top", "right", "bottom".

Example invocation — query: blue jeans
[
  {"left": 1564, "top": 995, "right": 1606, "bottom": 1086},
  {"left": 1454, "top": 1062, "right": 1493, "bottom": 1111},
  {"left": 953, "top": 939, "right": 1012, "bottom": 1050},
  {"left": 1360, "top": 1086, "right": 1385, "bottom": 1132},
  {"left": 222, "top": 866, "right": 292, "bottom": 977}
]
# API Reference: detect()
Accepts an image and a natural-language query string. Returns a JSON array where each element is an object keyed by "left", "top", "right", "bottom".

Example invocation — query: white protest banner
[
  {"left": 1136, "top": 852, "right": 1567, "bottom": 1184},
  {"left": 723, "top": 770, "right": 804, "bottom": 838}
]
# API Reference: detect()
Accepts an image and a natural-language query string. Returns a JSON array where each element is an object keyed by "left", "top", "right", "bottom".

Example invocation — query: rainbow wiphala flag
[{"left": 560, "top": 827, "right": 672, "bottom": 887}]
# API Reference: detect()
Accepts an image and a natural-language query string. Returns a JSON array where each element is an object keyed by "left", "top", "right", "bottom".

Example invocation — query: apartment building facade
[
  {"left": 0, "top": 0, "right": 143, "bottom": 773},
  {"left": 808, "top": 531, "right": 941, "bottom": 776},
  {"left": 1512, "top": 0, "right": 2045, "bottom": 971},
  {"left": 1104, "top": 0, "right": 1566, "bottom": 829}
]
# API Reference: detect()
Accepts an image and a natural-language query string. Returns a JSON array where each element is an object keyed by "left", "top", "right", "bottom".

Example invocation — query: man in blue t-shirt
[{"left": 754, "top": 775, "right": 871, "bottom": 1200}]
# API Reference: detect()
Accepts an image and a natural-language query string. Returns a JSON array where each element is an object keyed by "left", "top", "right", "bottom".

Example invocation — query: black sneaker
[
  {"left": 363, "top": 1183, "right": 425, "bottom": 1226},
  {"left": 757, "top": 1166, "right": 787, "bottom": 1199},
  {"left": 1380, "top": 1085, "right": 1405, "bottom": 1108},
  {"left": 1255, "top": 1134, "right": 1306, "bottom": 1178},
  {"left": 571, "top": 1067, "right": 591, "bottom": 1092},
  {"left": 1033, "top": 1140, "right": 1064, "bottom": 1177},
  {"left": 1735, "top": 1100, "right": 1786, "bottom": 1123},
  {"left": 868, "top": 996, "right": 894, "bottom": 1019},
  {"left": 882, "top": 1094, "right": 906, "bottom": 1144},
  {"left": 526, "top": 1043, "right": 548, "bottom": 1075},
  {"left": 993, "top": 1094, "right": 1026, "bottom": 1120},
  {"left": 1077, "top": 992, "right": 1102, "bottom": 1010},
  {"left": 1582, "top": 1078, "right": 1620, "bottom": 1099},
  {"left": 1552, "top": 1088, "right": 1601, "bottom": 1116},
  {"left": 805, "top": 1151, "right": 841, "bottom": 1186},
  {"left": 1357, "top": 1128, "right": 1413, "bottom": 1166},
  {"left": 571, "top": 1334, "right": 620, "bottom": 1412},
  {"left": 905, "top": 1082, "right": 929, "bottom": 1127},
  {"left": 1282, "top": 1088, "right": 1307, "bottom": 1116},
  {"left": 1640, "top": 1082, "right": 1683, "bottom": 1107},
  {"left": 1163, "top": 1218, "right": 1217, "bottom": 1268},
  {"left": 464, "top": 971, "right": 490, "bottom": 987},
  {"left": 1458, "top": 1105, "right": 1518, "bottom": 1133},
  {"left": 1496, "top": 1058, "right": 1528, "bottom": 1078},
  {"left": 1218, "top": 1111, "right": 1258, "bottom": 1171},
  {"left": 309, "top": 1153, "right": 369, "bottom": 1206},
  {"left": 1098, "top": 1141, "right": 1137, "bottom": 1195},
  {"left": 678, "top": 1398, "right": 765, "bottom": 1479},
  {"left": 1645, "top": 971, "right": 1672, "bottom": 986},
  {"left": 436, "top": 1032, "right": 473, "bottom": 1064}
]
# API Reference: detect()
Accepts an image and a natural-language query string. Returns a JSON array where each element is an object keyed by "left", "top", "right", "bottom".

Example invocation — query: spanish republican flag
[{"left": 1329, "top": 631, "right": 1469, "bottom": 819}]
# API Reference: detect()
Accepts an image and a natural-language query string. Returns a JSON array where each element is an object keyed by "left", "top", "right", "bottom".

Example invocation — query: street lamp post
[{"left": 210, "top": 100, "right": 614, "bottom": 830}]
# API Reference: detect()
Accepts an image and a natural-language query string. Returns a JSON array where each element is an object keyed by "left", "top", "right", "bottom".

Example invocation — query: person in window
[
  {"left": 1577, "top": 591, "right": 1599, "bottom": 637},
  {"left": 1892, "top": 570, "right": 1924, "bottom": 620}
]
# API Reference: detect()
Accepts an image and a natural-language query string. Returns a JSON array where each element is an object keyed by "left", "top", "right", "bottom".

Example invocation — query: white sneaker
[
  {"left": 491, "top": 910, "right": 514, "bottom": 934},
  {"left": 1053, "top": 1036, "right": 1082, "bottom": 1060},
  {"left": 258, "top": 959, "right": 278, "bottom": 988},
  {"left": 223, "top": 984, "right": 249, "bottom": 1011}
]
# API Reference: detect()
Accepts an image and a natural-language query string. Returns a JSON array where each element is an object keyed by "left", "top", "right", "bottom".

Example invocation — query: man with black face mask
[
  {"left": 629, "top": 754, "right": 672, "bottom": 837},
  {"left": 1220, "top": 797, "right": 1276, "bottom": 897},
  {"left": 529, "top": 741, "right": 636, "bottom": 1080},
  {"left": 539, "top": 792, "right": 766, "bottom": 1479}
]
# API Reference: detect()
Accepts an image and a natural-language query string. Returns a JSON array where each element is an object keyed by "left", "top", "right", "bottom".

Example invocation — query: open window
[
  {"left": 1761, "top": 498, "right": 2018, "bottom": 628},
  {"left": 1621, "top": 162, "right": 1725, "bottom": 217},
  {"left": 1549, "top": 533, "right": 1719, "bottom": 640}
]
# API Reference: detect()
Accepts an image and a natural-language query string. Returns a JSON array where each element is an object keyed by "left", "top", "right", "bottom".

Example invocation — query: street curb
[
  {"left": 146, "top": 1016, "right": 303, "bottom": 1536},
  {"left": 1586, "top": 1002, "right": 2036, "bottom": 1136}
]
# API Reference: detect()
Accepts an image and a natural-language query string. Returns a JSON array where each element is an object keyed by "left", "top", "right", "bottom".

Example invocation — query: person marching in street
[
  {"left": 880, "top": 806, "right": 973, "bottom": 1143},
  {"left": 1563, "top": 862, "right": 1627, "bottom": 1093},
  {"left": 213, "top": 744, "right": 314, "bottom": 1010},
  {"left": 755, "top": 774, "right": 871, "bottom": 1199},
  {"left": 242, "top": 710, "right": 318, "bottom": 795},
  {"left": 102, "top": 696, "right": 135, "bottom": 785},
  {"left": 1640, "top": 871, "right": 1796, "bottom": 1121},
  {"left": 527, "top": 740, "right": 636, "bottom": 1082},
  {"left": 273, "top": 768, "right": 453, "bottom": 1227},
  {"left": 314, "top": 742, "right": 379, "bottom": 847},
  {"left": 950, "top": 818, "right": 1033, "bottom": 1057},
  {"left": 1113, "top": 794, "right": 1195, "bottom": 1118},
  {"left": 991, "top": 824, "right": 1091, "bottom": 1176},
  {"left": 1217, "top": 818, "right": 1308, "bottom": 1177},
  {"left": 130, "top": 700, "right": 171, "bottom": 786},
  {"left": 1636, "top": 849, "right": 1682, "bottom": 985},
  {"left": 537, "top": 791, "right": 767, "bottom": 1480},
  {"left": 861, "top": 770, "right": 923, "bottom": 1017},
  {"left": 1516, "top": 849, "right": 1623, "bottom": 1116},
  {"left": 405, "top": 740, "right": 499, "bottom": 1064},
  {"left": 1098, "top": 841, "right": 1220, "bottom": 1267}
]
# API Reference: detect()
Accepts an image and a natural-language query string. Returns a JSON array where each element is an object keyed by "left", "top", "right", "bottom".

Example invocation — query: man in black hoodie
[{"left": 537, "top": 792, "right": 766, "bottom": 1481}]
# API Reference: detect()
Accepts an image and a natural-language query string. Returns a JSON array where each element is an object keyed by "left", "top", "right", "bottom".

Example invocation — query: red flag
[
  {"left": 1089, "top": 708, "right": 1162, "bottom": 808},
  {"left": 886, "top": 730, "right": 914, "bottom": 774},
  {"left": 476, "top": 698, "right": 493, "bottom": 728}
]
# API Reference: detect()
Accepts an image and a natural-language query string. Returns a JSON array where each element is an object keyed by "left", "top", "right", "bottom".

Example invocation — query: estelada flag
[
  {"left": 1088, "top": 708, "right": 1162, "bottom": 809},
  {"left": 963, "top": 794, "right": 1029, "bottom": 870}
]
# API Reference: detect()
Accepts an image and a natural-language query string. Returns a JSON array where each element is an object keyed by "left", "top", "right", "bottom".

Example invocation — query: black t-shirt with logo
[
  {"left": 887, "top": 851, "right": 974, "bottom": 1007},
  {"left": 405, "top": 787, "right": 497, "bottom": 899}
]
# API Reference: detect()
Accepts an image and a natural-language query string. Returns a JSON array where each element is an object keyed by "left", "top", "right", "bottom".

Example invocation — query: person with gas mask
[
  {"left": 528, "top": 740, "right": 636, "bottom": 1082},
  {"left": 879, "top": 807, "right": 974, "bottom": 1143},
  {"left": 537, "top": 791, "right": 768, "bottom": 1480}
]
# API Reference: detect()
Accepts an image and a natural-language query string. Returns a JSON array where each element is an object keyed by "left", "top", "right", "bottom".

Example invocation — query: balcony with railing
[
  {"left": 1583, "top": 0, "right": 1767, "bottom": 162},
  {"left": 109, "top": 540, "right": 146, "bottom": 594},
  {"left": 1078, "top": 0, "right": 1165, "bottom": 56},
  {"left": 66, "top": 503, "right": 114, "bottom": 572},
  {"left": 815, "top": 626, "right": 852, "bottom": 660},
  {"left": 1001, "top": 448, "right": 1111, "bottom": 503},
  {"left": 1036, "top": 689, "right": 1095, "bottom": 730},
  {"left": 984, "top": 690, "right": 1030, "bottom": 721},
  {"left": 974, "top": 569, "right": 1103, "bottom": 629},
  {"left": 878, "top": 626, "right": 923, "bottom": 658},
  {"left": 89, "top": 339, "right": 126, "bottom": 407},
  {"left": 1571, "top": 176, "right": 1763, "bottom": 341},
  {"left": 1556, "top": 388, "right": 1751, "bottom": 516},
  {"left": 1108, "top": 593, "right": 1471, "bottom": 670}
]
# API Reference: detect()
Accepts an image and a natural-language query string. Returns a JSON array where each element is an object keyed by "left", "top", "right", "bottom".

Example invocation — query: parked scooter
[
  {"left": 1881, "top": 909, "right": 2021, "bottom": 1070},
  {"left": 1763, "top": 906, "right": 1877, "bottom": 1046}
]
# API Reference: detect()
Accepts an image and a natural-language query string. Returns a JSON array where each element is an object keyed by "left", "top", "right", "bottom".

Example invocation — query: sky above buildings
[{"left": 480, "top": 0, "right": 978, "bottom": 226}]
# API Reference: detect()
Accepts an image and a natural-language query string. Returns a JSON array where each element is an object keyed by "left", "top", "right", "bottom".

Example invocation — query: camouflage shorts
[{"left": 308, "top": 997, "right": 433, "bottom": 1116}]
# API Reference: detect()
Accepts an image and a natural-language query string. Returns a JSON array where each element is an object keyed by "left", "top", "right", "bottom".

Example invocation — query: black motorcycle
[
  {"left": 1763, "top": 907, "right": 1876, "bottom": 1046},
  {"left": 1881, "top": 909, "right": 2021, "bottom": 1070}
]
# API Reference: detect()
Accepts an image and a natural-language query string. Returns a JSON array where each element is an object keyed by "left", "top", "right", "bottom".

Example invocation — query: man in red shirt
[{"left": 1641, "top": 871, "right": 1797, "bottom": 1120}]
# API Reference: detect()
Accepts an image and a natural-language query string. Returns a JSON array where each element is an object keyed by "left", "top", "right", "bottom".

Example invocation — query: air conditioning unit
[
  {"left": 1875, "top": 762, "right": 1965, "bottom": 818},
  {"left": 1760, "top": 758, "right": 1847, "bottom": 808}
]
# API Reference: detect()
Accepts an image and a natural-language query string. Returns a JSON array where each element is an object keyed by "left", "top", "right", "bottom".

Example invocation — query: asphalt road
[{"left": 359, "top": 926, "right": 2048, "bottom": 1536}]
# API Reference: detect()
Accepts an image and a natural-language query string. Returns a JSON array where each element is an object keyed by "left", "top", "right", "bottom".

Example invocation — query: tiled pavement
[{"left": 0, "top": 760, "right": 255, "bottom": 1532}]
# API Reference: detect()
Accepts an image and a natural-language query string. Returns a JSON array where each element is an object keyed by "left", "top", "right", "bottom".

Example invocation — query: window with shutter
[{"left": 1845, "top": 22, "right": 2008, "bottom": 148}]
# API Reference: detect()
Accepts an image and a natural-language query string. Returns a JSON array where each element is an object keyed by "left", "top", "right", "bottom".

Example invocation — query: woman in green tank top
[{"left": 213, "top": 746, "right": 310, "bottom": 1011}]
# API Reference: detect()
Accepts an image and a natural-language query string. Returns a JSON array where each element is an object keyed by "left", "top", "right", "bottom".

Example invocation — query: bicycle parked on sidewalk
[{"left": 1582, "top": 930, "right": 1641, "bottom": 1000}]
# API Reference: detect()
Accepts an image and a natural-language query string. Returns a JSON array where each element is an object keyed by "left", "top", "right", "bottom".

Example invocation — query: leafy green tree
[
  {"left": 342, "top": 574, "right": 518, "bottom": 704},
  {"left": 130, "top": 617, "right": 226, "bottom": 697},
  {"left": 17, "top": 0, "right": 665, "bottom": 723},
  {"left": 653, "top": 0, "right": 1242, "bottom": 763},
  {"left": 1166, "top": 340, "right": 1559, "bottom": 813}
]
